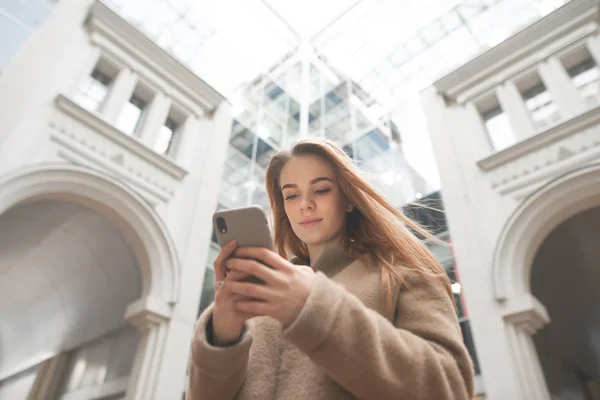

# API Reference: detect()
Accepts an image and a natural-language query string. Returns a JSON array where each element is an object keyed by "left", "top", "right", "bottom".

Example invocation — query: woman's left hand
[{"left": 225, "top": 247, "right": 316, "bottom": 327}]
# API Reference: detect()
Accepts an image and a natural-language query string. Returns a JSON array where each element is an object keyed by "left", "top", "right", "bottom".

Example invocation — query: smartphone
[{"left": 213, "top": 205, "right": 274, "bottom": 284}]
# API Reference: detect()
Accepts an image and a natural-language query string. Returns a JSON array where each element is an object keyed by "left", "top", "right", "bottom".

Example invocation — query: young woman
[{"left": 187, "top": 138, "right": 474, "bottom": 400}]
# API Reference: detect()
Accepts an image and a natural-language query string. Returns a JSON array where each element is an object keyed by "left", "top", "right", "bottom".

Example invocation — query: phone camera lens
[{"left": 216, "top": 217, "right": 227, "bottom": 234}]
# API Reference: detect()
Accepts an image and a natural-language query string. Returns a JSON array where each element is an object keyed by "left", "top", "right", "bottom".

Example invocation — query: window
[
  {"left": 74, "top": 68, "right": 113, "bottom": 113},
  {"left": 482, "top": 105, "right": 516, "bottom": 151},
  {"left": 567, "top": 57, "right": 600, "bottom": 108},
  {"left": 477, "top": 94, "right": 517, "bottom": 151},
  {"left": 154, "top": 116, "right": 179, "bottom": 155},
  {"left": 116, "top": 93, "right": 146, "bottom": 136},
  {"left": 519, "top": 78, "right": 560, "bottom": 130}
]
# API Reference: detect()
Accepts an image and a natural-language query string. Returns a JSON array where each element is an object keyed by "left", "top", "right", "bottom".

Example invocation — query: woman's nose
[{"left": 300, "top": 197, "right": 315, "bottom": 211}]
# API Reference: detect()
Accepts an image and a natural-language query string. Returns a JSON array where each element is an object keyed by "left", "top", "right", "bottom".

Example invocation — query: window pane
[
  {"left": 521, "top": 83, "right": 560, "bottom": 130},
  {"left": 483, "top": 106, "right": 517, "bottom": 151},
  {"left": 154, "top": 117, "right": 178, "bottom": 154},
  {"left": 74, "top": 69, "right": 112, "bottom": 113},
  {"left": 116, "top": 94, "right": 145, "bottom": 136},
  {"left": 568, "top": 58, "right": 600, "bottom": 108}
]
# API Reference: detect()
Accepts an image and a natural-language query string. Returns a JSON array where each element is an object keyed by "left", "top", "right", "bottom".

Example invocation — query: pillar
[
  {"left": 139, "top": 92, "right": 172, "bottom": 149},
  {"left": 538, "top": 57, "right": 586, "bottom": 118},
  {"left": 101, "top": 67, "right": 138, "bottom": 124},
  {"left": 502, "top": 294, "right": 551, "bottom": 400},
  {"left": 496, "top": 80, "right": 537, "bottom": 140},
  {"left": 124, "top": 297, "right": 171, "bottom": 400}
]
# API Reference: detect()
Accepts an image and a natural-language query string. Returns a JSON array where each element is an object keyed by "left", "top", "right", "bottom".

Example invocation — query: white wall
[
  {"left": 0, "top": 365, "right": 38, "bottom": 400},
  {"left": 0, "top": 1, "right": 232, "bottom": 399}
]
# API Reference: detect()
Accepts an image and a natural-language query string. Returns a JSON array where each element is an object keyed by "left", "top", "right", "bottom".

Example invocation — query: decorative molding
[
  {"left": 491, "top": 162, "right": 600, "bottom": 301},
  {"left": 50, "top": 95, "right": 187, "bottom": 201},
  {"left": 477, "top": 106, "right": 600, "bottom": 193},
  {"left": 433, "top": 0, "right": 599, "bottom": 101},
  {"left": 502, "top": 294, "right": 550, "bottom": 335},
  {"left": 125, "top": 296, "right": 172, "bottom": 333},
  {"left": 86, "top": 1, "right": 226, "bottom": 114},
  {"left": 0, "top": 163, "right": 181, "bottom": 304}
]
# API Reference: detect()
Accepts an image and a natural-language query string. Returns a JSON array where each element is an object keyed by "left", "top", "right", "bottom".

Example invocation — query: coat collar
[{"left": 291, "top": 239, "right": 355, "bottom": 277}]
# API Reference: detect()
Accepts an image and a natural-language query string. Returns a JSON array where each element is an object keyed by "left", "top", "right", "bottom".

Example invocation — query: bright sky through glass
[{"left": 106, "top": 0, "right": 570, "bottom": 187}]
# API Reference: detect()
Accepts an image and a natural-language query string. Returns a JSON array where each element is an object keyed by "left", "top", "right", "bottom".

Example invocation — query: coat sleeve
[
  {"left": 186, "top": 303, "right": 253, "bottom": 400},
  {"left": 282, "top": 271, "right": 475, "bottom": 400}
]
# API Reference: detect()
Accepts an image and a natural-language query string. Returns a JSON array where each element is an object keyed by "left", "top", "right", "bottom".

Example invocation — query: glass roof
[{"left": 105, "top": 0, "right": 571, "bottom": 203}]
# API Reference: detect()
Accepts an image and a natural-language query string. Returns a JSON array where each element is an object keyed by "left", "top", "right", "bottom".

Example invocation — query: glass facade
[
  {"left": 105, "top": 0, "right": 572, "bottom": 193},
  {"left": 219, "top": 54, "right": 430, "bottom": 215}
]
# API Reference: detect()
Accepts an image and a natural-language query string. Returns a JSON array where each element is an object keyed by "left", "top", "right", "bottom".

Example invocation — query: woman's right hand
[{"left": 211, "top": 241, "right": 257, "bottom": 346}]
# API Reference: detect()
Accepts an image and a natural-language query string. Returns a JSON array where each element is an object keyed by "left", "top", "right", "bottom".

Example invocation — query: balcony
[
  {"left": 49, "top": 94, "right": 187, "bottom": 205},
  {"left": 477, "top": 104, "right": 600, "bottom": 198}
]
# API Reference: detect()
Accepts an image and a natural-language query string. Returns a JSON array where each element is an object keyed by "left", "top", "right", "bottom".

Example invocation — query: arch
[
  {"left": 492, "top": 162, "right": 600, "bottom": 302},
  {"left": 0, "top": 163, "right": 180, "bottom": 305}
]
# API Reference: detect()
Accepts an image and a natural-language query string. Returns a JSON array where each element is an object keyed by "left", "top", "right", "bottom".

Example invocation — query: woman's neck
[{"left": 307, "top": 235, "right": 343, "bottom": 267}]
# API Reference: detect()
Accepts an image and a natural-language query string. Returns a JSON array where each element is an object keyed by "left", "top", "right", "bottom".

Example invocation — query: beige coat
[{"left": 187, "top": 242, "right": 474, "bottom": 399}]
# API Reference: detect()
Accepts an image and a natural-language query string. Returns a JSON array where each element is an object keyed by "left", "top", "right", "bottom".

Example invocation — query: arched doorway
[
  {"left": 0, "top": 164, "right": 180, "bottom": 400},
  {"left": 0, "top": 199, "right": 141, "bottom": 399},
  {"left": 531, "top": 207, "right": 600, "bottom": 400},
  {"left": 492, "top": 163, "right": 600, "bottom": 399}
]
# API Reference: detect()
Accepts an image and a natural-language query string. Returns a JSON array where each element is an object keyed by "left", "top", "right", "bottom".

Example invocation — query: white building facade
[
  {"left": 421, "top": 0, "right": 600, "bottom": 399},
  {"left": 0, "top": 1, "right": 231, "bottom": 399}
]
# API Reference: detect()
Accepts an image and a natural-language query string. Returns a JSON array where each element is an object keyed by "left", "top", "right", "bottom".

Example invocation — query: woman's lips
[{"left": 299, "top": 218, "right": 322, "bottom": 227}]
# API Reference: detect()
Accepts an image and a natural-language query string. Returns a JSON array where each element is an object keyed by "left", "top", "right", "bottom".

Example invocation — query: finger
[
  {"left": 235, "top": 299, "right": 272, "bottom": 316},
  {"left": 225, "top": 269, "right": 253, "bottom": 282},
  {"left": 213, "top": 240, "right": 237, "bottom": 281},
  {"left": 227, "top": 281, "right": 276, "bottom": 301},
  {"left": 233, "top": 247, "right": 294, "bottom": 273},
  {"left": 215, "top": 284, "right": 250, "bottom": 303},
  {"left": 227, "top": 258, "right": 282, "bottom": 286}
]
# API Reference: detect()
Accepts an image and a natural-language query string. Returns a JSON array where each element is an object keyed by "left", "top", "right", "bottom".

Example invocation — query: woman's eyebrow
[{"left": 281, "top": 177, "right": 333, "bottom": 190}]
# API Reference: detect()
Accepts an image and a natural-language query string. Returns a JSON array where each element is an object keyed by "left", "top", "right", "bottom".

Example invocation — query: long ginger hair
[{"left": 265, "top": 138, "right": 452, "bottom": 306}]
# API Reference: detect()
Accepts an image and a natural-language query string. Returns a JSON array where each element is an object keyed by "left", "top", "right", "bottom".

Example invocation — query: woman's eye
[
  {"left": 315, "top": 188, "right": 331, "bottom": 195},
  {"left": 284, "top": 194, "right": 298, "bottom": 201}
]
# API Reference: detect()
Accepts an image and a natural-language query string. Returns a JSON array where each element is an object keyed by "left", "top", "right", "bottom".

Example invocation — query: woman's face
[{"left": 279, "top": 154, "right": 351, "bottom": 247}]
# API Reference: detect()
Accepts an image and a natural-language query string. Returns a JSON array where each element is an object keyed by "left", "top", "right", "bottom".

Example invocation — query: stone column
[
  {"left": 101, "top": 67, "right": 138, "bottom": 124},
  {"left": 502, "top": 294, "right": 551, "bottom": 400},
  {"left": 138, "top": 92, "right": 172, "bottom": 147},
  {"left": 464, "top": 102, "right": 494, "bottom": 157},
  {"left": 538, "top": 57, "right": 587, "bottom": 118},
  {"left": 172, "top": 114, "right": 200, "bottom": 168},
  {"left": 496, "top": 80, "right": 537, "bottom": 140},
  {"left": 124, "top": 297, "right": 171, "bottom": 400}
]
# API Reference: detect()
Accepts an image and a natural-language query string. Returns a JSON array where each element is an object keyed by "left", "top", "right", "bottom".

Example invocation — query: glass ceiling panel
[{"left": 106, "top": 0, "right": 572, "bottom": 205}]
